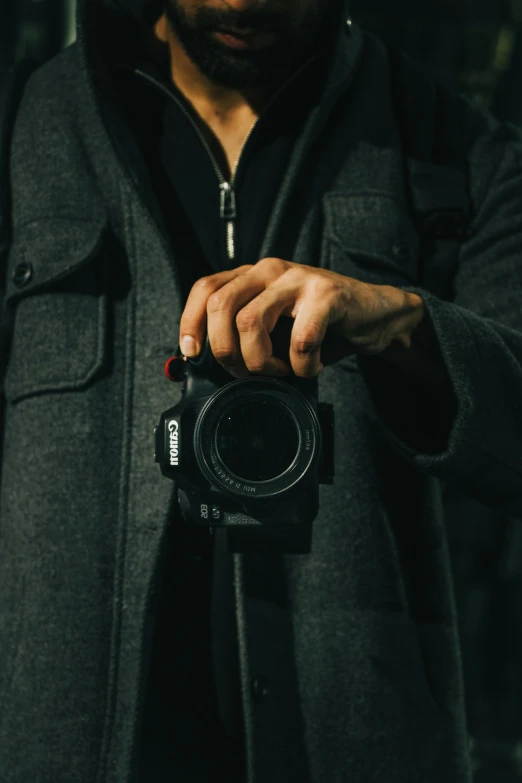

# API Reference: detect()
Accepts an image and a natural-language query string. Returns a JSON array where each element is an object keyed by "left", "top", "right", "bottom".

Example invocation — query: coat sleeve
[{"left": 356, "top": 120, "right": 522, "bottom": 516}]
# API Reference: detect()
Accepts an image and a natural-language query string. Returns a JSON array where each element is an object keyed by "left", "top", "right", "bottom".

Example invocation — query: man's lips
[{"left": 213, "top": 29, "right": 276, "bottom": 51}]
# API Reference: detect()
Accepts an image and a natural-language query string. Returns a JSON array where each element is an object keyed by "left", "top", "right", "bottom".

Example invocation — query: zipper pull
[
  {"left": 220, "top": 182, "right": 237, "bottom": 220},
  {"left": 220, "top": 182, "right": 237, "bottom": 261}
]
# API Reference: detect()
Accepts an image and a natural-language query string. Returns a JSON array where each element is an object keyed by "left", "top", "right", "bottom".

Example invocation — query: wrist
[
  {"left": 379, "top": 290, "right": 429, "bottom": 369},
  {"left": 394, "top": 291, "right": 426, "bottom": 350}
]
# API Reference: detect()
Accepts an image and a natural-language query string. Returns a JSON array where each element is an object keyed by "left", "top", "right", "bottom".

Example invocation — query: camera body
[{"left": 154, "top": 321, "right": 334, "bottom": 554}]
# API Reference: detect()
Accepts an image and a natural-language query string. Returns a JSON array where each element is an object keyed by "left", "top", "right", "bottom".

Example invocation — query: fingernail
[{"left": 181, "top": 336, "right": 198, "bottom": 357}]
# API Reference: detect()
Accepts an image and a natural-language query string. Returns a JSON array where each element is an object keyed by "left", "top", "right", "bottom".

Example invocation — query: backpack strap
[{"left": 388, "top": 46, "right": 472, "bottom": 300}]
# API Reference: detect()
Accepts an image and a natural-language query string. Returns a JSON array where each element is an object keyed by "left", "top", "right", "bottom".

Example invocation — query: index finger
[{"left": 179, "top": 265, "right": 254, "bottom": 356}]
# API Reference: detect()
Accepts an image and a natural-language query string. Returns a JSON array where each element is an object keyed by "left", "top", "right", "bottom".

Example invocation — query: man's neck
[{"left": 153, "top": 14, "right": 268, "bottom": 131}]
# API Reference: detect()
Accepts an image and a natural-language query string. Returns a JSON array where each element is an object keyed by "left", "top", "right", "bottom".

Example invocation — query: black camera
[{"left": 154, "top": 318, "right": 334, "bottom": 554}]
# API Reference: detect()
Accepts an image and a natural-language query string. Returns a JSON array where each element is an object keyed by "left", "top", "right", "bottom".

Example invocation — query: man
[{"left": 0, "top": 0, "right": 521, "bottom": 781}]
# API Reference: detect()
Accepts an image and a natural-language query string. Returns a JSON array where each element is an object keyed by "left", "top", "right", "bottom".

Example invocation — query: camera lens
[{"left": 215, "top": 400, "right": 300, "bottom": 482}]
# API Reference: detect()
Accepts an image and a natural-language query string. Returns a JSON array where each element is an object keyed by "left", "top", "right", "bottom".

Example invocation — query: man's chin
[
  {"left": 196, "top": 39, "right": 301, "bottom": 89},
  {"left": 204, "top": 67, "right": 292, "bottom": 90}
]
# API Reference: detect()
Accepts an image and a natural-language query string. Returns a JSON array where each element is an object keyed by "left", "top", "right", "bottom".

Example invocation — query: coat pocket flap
[
  {"left": 5, "top": 215, "right": 108, "bottom": 307},
  {"left": 3, "top": 216, "right": 110, "bottom": 404},
  {"left": 322, "top": 191, "right": 419, "bottom": 285}
]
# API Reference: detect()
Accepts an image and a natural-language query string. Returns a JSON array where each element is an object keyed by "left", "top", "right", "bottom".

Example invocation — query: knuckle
[
  {"left": 307, "top": 277, "right": 336, "bottom": 300},
  {"left": 236, "top": 311, "right": 262, "bottom": 332},
  {"left": 293, "top": 335, "right": 321, "bottom": 355},
  {"left": 194, "top": 275, "right": 215, "bottom": 293},
  {"left": 283, "top": 266, "right": 302, "bottom": 284},
  {"left": 245, "top": 358, "right": 268, "bottom": 375},
  {"left": 207, "top": 291, "right": 229, "bottom": 312},
  {"left": 325, "top": 276, "right": 345, "bottom": 293},
  {"left": 258, "top": 257, "right": 287, "bottom": 275}
]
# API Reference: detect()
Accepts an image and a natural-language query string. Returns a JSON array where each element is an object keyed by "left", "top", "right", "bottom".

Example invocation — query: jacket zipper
[
  {"left": 134, "top": 68, "right": 256, "bottom": 262},
  {"left": 134, "top": 58, "right": 315, "bottom": 263}
]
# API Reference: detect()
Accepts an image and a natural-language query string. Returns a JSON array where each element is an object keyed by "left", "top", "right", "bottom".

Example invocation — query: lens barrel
[{"left": 193, "top": 377, "right": 321, "bottom": 500}]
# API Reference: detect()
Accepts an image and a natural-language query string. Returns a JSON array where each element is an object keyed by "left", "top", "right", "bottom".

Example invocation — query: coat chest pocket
[
  {"left": 3, "top": 217, "right": 109, "bottom": 404},
  {"left": 321, "top": 192, "right": 420, "bottom": 287}
]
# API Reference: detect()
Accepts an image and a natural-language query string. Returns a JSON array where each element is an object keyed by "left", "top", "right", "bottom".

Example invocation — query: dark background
[{"left": 2, "top": 1, "right": 522, "bottom": 780}]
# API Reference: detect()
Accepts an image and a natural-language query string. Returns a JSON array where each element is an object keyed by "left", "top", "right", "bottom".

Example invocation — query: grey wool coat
[{"left": 1, "top": 1, "right": 522, "bottom": 781}]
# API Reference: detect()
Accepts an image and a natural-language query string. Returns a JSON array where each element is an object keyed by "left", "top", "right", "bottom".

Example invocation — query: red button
[{"left": 164, "top": 356, "right": 186, "bottom": 382}]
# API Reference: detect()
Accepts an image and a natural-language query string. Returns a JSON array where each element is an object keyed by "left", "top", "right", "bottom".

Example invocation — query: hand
[{"left": 179, "top": 258, "right": 424, "bottom": 379}]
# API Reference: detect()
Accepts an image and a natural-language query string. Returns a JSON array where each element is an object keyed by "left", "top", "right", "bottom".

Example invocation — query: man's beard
[{"left": 162, "top": 1, "right": 334, "bottom": 89}]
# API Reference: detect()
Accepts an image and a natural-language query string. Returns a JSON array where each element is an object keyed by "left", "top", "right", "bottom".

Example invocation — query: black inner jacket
[
  {"left": 159, "top": 57, "right": 324, "bottom": 272},
  {"left": 100, "top": 48, "right": 328, "bottom": 781}
]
